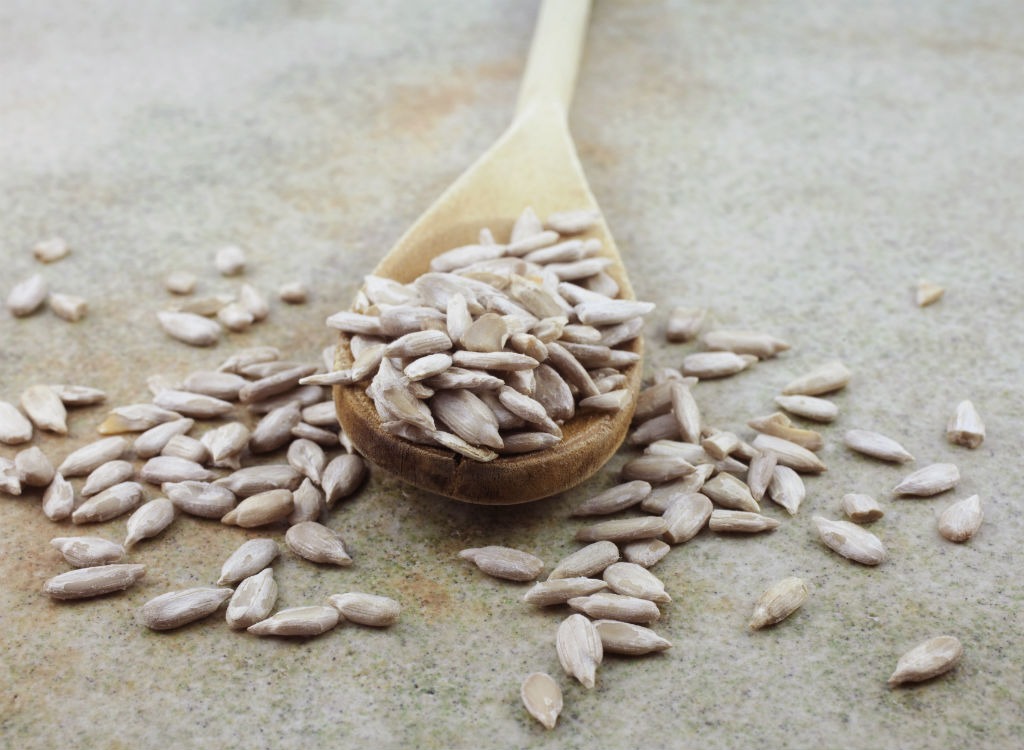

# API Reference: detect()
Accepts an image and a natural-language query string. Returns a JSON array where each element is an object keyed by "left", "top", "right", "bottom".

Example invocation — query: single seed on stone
[
  {"left": 681, "top": 351, "right": 754, "bottom": 379},
  {"left": 72, "top": 481, "right": 145, "bottom": 524},
  {"left": 44, "top": 563, "right": 146, "bottom": 600},
  {"left": 161, "top": 434, "right": 209, "bottom": 464},
  {"left": 50, "top": 536, "right": 126, "bottom": 567},
  {"left": 888, "top": 636, "right": 963, "bottom": 686},
  {"left": 238, "top": 364, "right": 318, "bottom": 404},
  {"left": 665, "top": 306, "right": 706, "bottom": 342},
  {"left": 520, "top": 672, "right": 562, "bottom": 731},
  {"left": 134, "top": 418, "right": 195, "bottom": 459},
  {"left": 768, "top": 465, "right": 805, "bottom": 515},
  {"left": 49, "top": 384, "right": 107, "bottom": 407},
  {"left": 153, "top": 389, "right": 233, "bottom": 419},
  {"left": 176, "top": 294, "right": 233, "bottom": 317},
  {"left": 6, "top": 274, "right": 48, "bottom": 316},
  {"left": 556, "top": 613, "right": 603, "bottom": 689},
  {"left": 937, "top": 495, "right": 983, "bottom": 543},
  {"left": 603, "top": 562, "right": 670, "bottom": 603},
  {"left": 20, "top": 384, "right": 68, "bottom": 435},
  {"left": 33, "top": 236, "right": 71, "bottom": 263},
  {"left": 813, "top": 516, "right": 887, "bottom": 565},
  {"left": 571, "top": 480, "right": 651, "bottom": 516},
  {"left": 628, "top": 413, "right": 682, "bottom": 446},
  {"left": 238, "top": 283, "right": 270, "bottom": 321},
  {"left": 58, "top": 436, "right": 128, "bottom": 476},
  {"left": 749, "top": 576, "right": 808, "bottom": 630},
  {"left": 701, "top": 430, "right": 740, "bottom": 460},
  {"left": 620, "top": 455, "right": 695, "bottom": 483},
  {"left": 575, "top": 517, "right": 669, "bottom": 544},
  {"left": 751, "top": 434, "right": 827, "bottom": 473},
  {"left": 662, "top": 492, "right": 713, "bottom": 544},
  {"left": 621, "top": 538, "right": 671, "bottom": 568},
  {"left": 1, "top": 458, "right": 21, "bottom": 496},
  {"left": 247, "top": 605, "right": 341, "bottom": 637},
  {"left": 157, "top": 310, "right": 222, "bottom": 346},
  {"left": 288, "top": 478, "right": 326, "bottom": 525},
  {"left": 141, "top": 455, "right": 217, "bottom": 484},
  {"left": 0, "top": 400, "right": 33, "bottom": 445},
  {"left": 594, "top": 620, "right": 672, "bottom": 655},
  {"left": 321, "top": 454, "right": 366, "bottom": 507},
  {"left": 221, "top": 489, "right": 294, "bottom": 528},
  {"left": 327, "top": 592, "right": 401, "bottom": 627},
  {"left": 164, "top": 271, "right": 197, "bottom": 295},
  {"left": 98, "top": 403, "right": 182, "bottom": 434},
  {"left": 773, "top": 394, "right": 839, "bottom": 423},
  {"left": 248, "top": 402, "right": 302, "bottom": 454},
  {"left": 302, "top": 401, "right": 340, "bottom": 428},
  {"left": 285, "top": 521, "right": 352, "bottom": 566},
  {"left": 218, "top": 538, "right": 280, "bottom": 585},
  {"left": 915, "top": 280, "right": 945, "bottom": 307},
  {"left": 746, "top": 452, "right": 777, "bottom": 503},
  {"left": 567, "top": 592, "right": 661, "bottom": 624},
  {"left": 781, "top": 360, "right": 851, "bottom": 396},
  {"left": 226, "top": 568, "right": 278, "bottom": 630},
  {"left": 946, "top": 400, "right": 985, "bottom": 449},
  {"left": 15, "top": 446, "right": 55, "bottom": 487},
  {"left": 164, "top": 480, "right": 236, "bottom": 519},
  {"left": 459, "top": 546, "right": 544, "bottom": 582},
  {"left": 141, "top": 586, "right": 233, "bottom": 630},
  {"left": 893, "top": 463, "right": 959, "bottom": 497},
  {"left": 278, "top": 281, "right": 308, "bottom": 304},
  {"left": 524, "top": 577, "right": 609, "bottom": 607},
  {"left": 286, "top": 439, "right": 326, "bottom": 485},
  {"left": 48, "top": 292, "right": 88, "bottom": 322},
  {"left": 215, "top": 464, "right": 302, "bottom": 497},
  {"left": 547, "top": 541, "right": 619, "bottom": 580},
  {"left": 844, "top": 429, "right": 914, "bottom": 463},
  {"left": 747, "top": 412, "right": 823, "bottom": 451},
  {"left": 124, "top": 497, "right": 176, "bottom": 549},
  {"left": 42, "top": 473, "right": 74, "bottom": 520},
  {"left": 708, "top": 510, "right": 780, "bottom": 534},
  {"left": 702, "top": 330, "right": 790, "bottom": 358},
  {"left": 842, "top": 493, "right": 884, "bottom": 523},
  {"left": 640, "top": 465, "right": 715, "bottom": 513},
  {"left": 81, "top": 459, "right": 134, "bottom": 497},
  {"left": 218, "top": 346, "right": 281, "bottom": 373},
  {"left": 200, "top": 422, "right": 250, "bottom": 469},
  {"left": 546, "top": 208, "right": 599, "bottom": 234},
  {"left": 214, "top": 244, "right": 246, "bottom": 276},
  {"left": 702, "top": 473, "right": 760, "bottom": 513}
]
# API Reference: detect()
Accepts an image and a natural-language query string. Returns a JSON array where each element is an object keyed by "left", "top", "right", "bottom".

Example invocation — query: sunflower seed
[
  {"left": 575, "top": 300, "right": 654, "bottom": 327},
  {"left": 246, "top": 402, "right": 300, "bottom": 454},
  {"left": 98, "top": 404, "right": 182, "bottom": 434},
  {"left": 915, "top": 280, "right": 945, "bottom": 307},
  {"left": 141, "top": 586, "right": 233, "bottom": 630},
  {"left": 239, "top": 364, "right": 319, "bottom": 404},
  {"left": 523, "top": 577, "right": 609, "bottom": 607},
  {"left": 813, "top": 516, "right": 887, "bottom": 565},
  {"left": 327, "top": 592, "right": 401, "bottom": 627},
  {"left": 130, "top": 418, "right": 193, "bottom": 459},
  {"left": 782, "top": 360, "right": 851, "bottom": 396},
  {"left": 626, "top": 413, "right": 679, "bottom": 446},
  {"left": 748, "top": 412, "right": 824, "bottom": 451},
  {"left": 603, "top": 562, "right": 670, "bottom": 602},
  {"left": 215, "top": 464, "right": 301, "bottom": 497},
  {"left": 567, "top": 592, "right": 661, "bottom": 624},
  {"left": 321, "top": 454, "right": 366, "bottom": 507},
  {"left": 594, "top": 620, "right": 672, "bottom": 655},
  {"left": 458, "top": 546, "right": 544, "bottom": 582},
  {"left": 702, "top": 330, "right": 790, "bottom": 359},
  {"left": 708, "top": 509, "right": 780, "bottom": 534},
  {"left": 702, "top": 473, "right": 759, "bottom": 513},
  {"left": 49, "top": 384, "right": 107, "bottom": 407},
  {"left": 44, "top": 563, "right": 146, "bottom": 600},
  {"left": 681, "top": 351, "right": 754, "bottom": 379},
  {"left": 72, "top": 481, "right": 144, "bottom": 524},
  {"left": 41, "top": 473, "right": 74, "bottom": 520},
  {"left": 301, "top": 401, "right": 339, "bottom": 428},
  {"left": 893, "top": 463, "right": 959, "bottom": 497},
  {"left": 946, "top": 400, "right": 984, "bottom": 449},
  {"left": 546, "top": 209, "right": 599, "bottom": 234},
  {"left": 621, "top": 538, "right": 671, "bottom": 568},
  {"left": 1, "top": 458, "right": 21, "bottom": 495},
  {"left": 221, "top": 489, "right": 293, "bottom": 527},
  {"left": 157, "top": 310, "right": 221, "bottom": 346},
  {"left": 285, "top": 478, "right": 324, "bottom": 525},
  {"left": 6, "top": 274, "right": 48, "bottom": 316},
  {"left": 123, "top": 497, "right": 175, "bottom": 549},
  {"left": 212, "top": 244, "right": 246, "bottom": 276},
  {"left": 767, "top": 465, "right": 805, "bottom": 515},
  {"left": 277, "top": 281, "right": 308, "bottom": 304},
  {"left": 247, "top": 605, "right": 340, "bottom": 637},
  {"left": 937, "top": 494, "right": 983, "bottom": 543},
  {"left": 224, "top": 568, "right": 278, "bottom": 630},
  {"left": 217, "top": 538, "right": 280, "bottom": 585},
  {"left": 662, "top": 492, "right": 713, "bottom": 543},
  {"left": 571, "top": 481, "right": 651, "bottom": 517},
  {"left": 19, "top": 384, "right": 68, "bottom": 435},
  {"left": 151, "top": 389, "right": 233, "bottom": 419},
  {"left": 841, "top": 493, "right": 884, "bottom": 523},
  {"left": 746, "top": 451, "right": 777, "bottom": 503},
  {"left": 556, "top": 613, "right": 603, "bottom": 689},
  {"left": 575, "top": 517, "right": 669, "bottom": 544},
  {"left": 81, "top": 459, "right": 134, "bottom": 496},
  {"left": 235, "top": 283, "right": 268, "bottom": 321},
  {"left": 216, "top": 346, "right": 280, "bottom": 373},
  {"left": 50, "top": 535, "right": 125, "bottom": 567},
  {"left": 547, "top": 541, "right": 619, "bottom": 581},
  {"left": 773, "top": 394, "right": 839, "bottom": 423},
  {"left": 176, "top": 294, "right": 233, "bottom": 317},
  {"left": 200, "top": 422, "right": 250, "bottom": 469},
  {"left": 665, "top": 307, "right": 706, "bottom": 343},
  {"left": 751, "top": 434, "right": 827, "bottom": 473},
  {"left": 520, "top": 672, "right": 562, "bottom": 731},
  {"left": 620, "top": 455, "right": 695, "bottom": 484},
  {"left": 164, "top": 270, "right": 196, "bottom": 294},
  {"left": 749, "top": 577, "right": 808, "bottom": 630},
  {"left": 14, "top": 446, "right": 54, "bottom": 487},
  {"left": 140, "top": 456, "right": 217, "bottom": 484},
  {"left": 285, "top": 521, "right": 352, "bottom": 566},
  {"left": 640, "top": 465, "right": 714, "bottom": 513},
  {"left": 843, "top": 429, "right": 914, "bottom": 463},
  {"left": 498, "top": 431, "right": 561, "bottom": 454},
  {"left": 163, "top": 480, "right": 236, "bottom": 519},
  {"left": 544, "top": 342, "right": 599, "bottom": 398},
  {"left": 48, "top": 292, "right": 88, "bottom": 322},
  {"left": 0, "top": 401, "right": 33, "bottom": 444},
  {"left": 161, "top": 434, "right": 209, "bottom": 464},
  {"left": 888, "top": 636, "right": 963, "bottom": 686},
  {"left": 33, "top": 236, "right": 71, "bottom": 263}
]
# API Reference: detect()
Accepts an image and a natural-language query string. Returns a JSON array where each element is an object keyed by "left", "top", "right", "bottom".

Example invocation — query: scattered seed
[
  {"left": 1, "top": 458, "right": 21, "bottom": 496},
  {"left": 226, "top": 568, "right": 278, "bottom": 630},
  {"left": 620, "top": 454, "right": 695, "bottom": 483},
  {"left": 841, "top": 493, "right": 884, "bottom": 523},
  {"left": 164, "top": 271, "right": 197, "bottom": 295},
  {"left": 286, "top": 439, "right": 326, "bottom": 485},
  {"left": 701, "top": 430, "right": 740, "bottom": 460},
  {"left": 50, "top": 536, "right": 126, "bottom": 567},
  {"left": 152, "top": 389, "right": 234, "bottom": 419},
  {"left": 813, "top": 516, "right": 886, "bottom": 565},
  {"left": 702, "top": 330, "right": 790, "bottom": 358},
  {"left": 575, "top": 516, "right": 669, "bottom": 544},
  {"left": 221, "top": 488, "right": 294, "bottom": 527},
  {"left": 33, "top": 236, "right": 71, "bottom": 263},
  {"left": 768, "top": 465, "right": 805, "bottom": 515},
  {"left": 751, "top": 434, "right": 827, "bottom": 474},
  {"left": 134, "top": 418, "right": 196, "bottom": 459},
  {"left": 238, "top": 364, "right": 318, "bottom": 404},
  {"left": 81, "top": 459, "right": 135, "bottom": 497},
  {"left": 594, "top": 620, "right": 672, "bottom": 655},
  {"left": 44, "top": 563, "right": 146, "bottom": 600},
  {"left": 602, "top": 562, "right": 670, "bottom": 603},
  {"left": 124, "top": 497, "right": 176, "bottom": 549},
  {"left": 915, "top": 280, "right": 945, "bottom": 307},
  {"left": 141, "top": 586, "right": 233, "bottom": 630},
  {"left": 749, "top": 576, "right": 808, "bottom": 630},
  {"left": 746, "top": 451, "right": 777, "bottom": 503},
  {"left": 547, "top": 541, "right": 619, "bottom": 580},
  {"left": 215, "top": 464, "right": 302, "bottom": 497},
  {"left": 98, "top": 403, "right": 182, "bottom": 434},
  {"left": 321, "top": 454, "right": 366, "bottom": 507},
  {"left": 520, "top": 672, "right": 562, "bottom": 730},
  {"left": 0, "top": 400, "right": 33, "bottom": 444},
  {"left": 6, "top": 274, "right": 48, "bottom": 317},
  {"left": 665, "top": 307, "right": 706, "bottom": 343},
  {"left": 708, "top": 509, "right": 780, "bottom": 534},
  {"left": 20, "top": 384, "right": 68, "bottom": 435},
  {"left": 42, "top": 473, "right": 75, "bottom": 520},
  {"left": 238, "top": 283, "right": 270, "bottom": 321},
  {"left": 200, "top": 422, "right": 251, "bottom": 470},
  {"left": 938, "top": 495, "right": 983, "bottom": 543},
  {"left": 773, "top": 394, "right": 839, "bottom": 423},
  {"left": 49, "top": 384, "right": 107, "bottom": 407},
  {"left": 781, "top": 360, "right": 851, "bottom": 396},
  {"left": 459, "top": 546, "right": 544, "bottom": 582},
  {"left": 217, "top": 538, "right": 280, "bottom": 585},
  {"left": 177, "top": 294, "right": 233, "bottom": 316},
  {"left": 946, "top": 400, "right": 984, "bottom": 449},
  {"left": 571, "top": 480, "right": 651, "bottom": 517},
  {"left": 247, "top": 605, "right": 340, "bottom": 637},
  {"left": 662, "top": 492, "right": 713, "bottom": 544},
  {"left": 285, "top": 521, "right": 352, "bottom": 566},
  {"left": 278, "top": 281, "right": 308, "bottom": 304},
  {"left": 161, "top": 434, "right": 209, "bottom": 464},
  {"left": 327, "top": 592, "right": 401, "bottom": 627},
  {"left": 157, "top": 310, "right": 222, "bottom": 346},
  {"left": 215, "top": 244, "right": 246, "bottom": 276},
  {"left": 893, "top": 463, "right": 959, "bottom": 497},
  {"left": 141, "top": 455, "right": 217, "bottom": 484},
  {"left": 164, "top": 480, "right": 237, "bottom": 519},
  {"left": 14, "top": 445, "right": 55, "bottom": 487},
  {"left": 702, "top": 473, "right": 760, "bottom": 513},
  {"left": 556, "top": 613, "right": 603, "bottom": 689},
  {"left": 250, "top": 402, "right": 303, "bottom": 454},
  {"left": 888, "top": 636, "right": 963, "bottom": 686},
  {"left": 48, "top": 292, "right": 88, "bottom": 322},
  {"left": 288, "top": 478, "right": 326, "bottom": 525},
  {"left": 58, "top": 436, "right": 128, "bottom": 477},
  {"left": 71, "top": 481, "right": 145, "bottom": 524},
  {"left": 621, "top": 538, "right": 671, "bottom": 568},
  {"left": 640, "top": 465, "right": 714, "bottom": 513},
  {"left": 681, "top": 351, "right": 754, "bottom": 379},
  {"left": 747, "top": 412, "right": 823, "bottom": 451},
  {"left": 567, "top": 592, "right": 661, "bottom": 624},
  {"left": 843, "top": 429, "right": 914, "bottom": 463},
  {"left": 524, "top": 577, "right": 609, "bottom": 607}
]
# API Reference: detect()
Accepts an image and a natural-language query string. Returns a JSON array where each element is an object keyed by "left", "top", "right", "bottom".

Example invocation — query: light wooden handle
[{"left": 515, "top": 0, "right": 593, "bottom": 117}]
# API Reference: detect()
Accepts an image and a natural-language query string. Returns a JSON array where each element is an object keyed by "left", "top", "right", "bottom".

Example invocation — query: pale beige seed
[
  {"left": 946, "top": 400, "right": 985, "bottom": 449},
  {"left": 599, "top": 316, "right": 644, "bottom": 348},
  {"left": 702, "top": 473, "right": 760, "bottom": 513},
  {"left": 164, "top": 480, "right": 237, "bottom": 519},
  {"left": 506, "top": 230, "right": 560, "bottom": 256},
  {"left": 226, "top": 568, "right": 278, "bottom": 630},
  {"left": 278, "top": 281, "right": 308, "bottom": 304},
  {"left": 749, "top": 577, "right": 809, "bottom": 630},
  {"left": 556, "top": 613, "right": 603, "bottom": 689},
  {"left": 774, "top": 394, "right": 839, "bottom": 423},
  {"left": 238, "top": 364, "right": 319, "bottom": 404},
  {"left": 179, "top": 371, "right": 246, "bottom": 401},
  {"left": 893, "top": 463, "right": 959, "bottom": 497},
  {"left": 662, "top": 492, "right": 714, "bottom": 544},
  {"left": 575, "top": 517, "right": 669, "bottom": 544},
  {"left": 42, "top": 473, "right": 74, "bottom": 520},
  {"left": 768, "top": 465, "right": 805, "bottom": 515},
  {"left": 200, "top": 422, "right": 250, "bottom": 469},
  {"left": 567, "top": 592, "right": 661, "bottom": 624},
  {"left": 141, "top": 586, "right": 233, "bottom": 630},
  {"left": 20, "top": 384, "right": 68, "bottom": 435},
  {"left": 546, "top": 208, "right": 599, "bottom": 234},
  {"left": 321, "top": 454, "right": 366, "bottom": 507},
  {"left": 217, "top": 346, "right": 281, "bottom": 373},
  {"left": 327, "top": 592, "right": 401, "bottom": 627},
  {"left": 751, "top": 434, "right": 827, "bottom": 474},
  {"left": 288, "top": 478, "right": 326, "bottom": 525},
  {"left": 48, "top": 292, "right": 88, "bottom": 322},
  {"left": 499, "top": 432, "right": 561, "bottom": 454},
  {"left": 510, "top": 206, "right": 544, "bottom": 243},
  {"left": 842, "top": 493, "right": 884, "bottom": 523},
  {"left": 250, "top": 402, "right": 303, "bottom": 454},
  {"left": 620, "top": 454, "right": 695, "bottom": 483},
  {"left": 571, "top": 480, "right": 651, "bottom": 517},
  {"left": 218, "top": 538, "right": 280, "bottom": 585},
  {"left": 498, "top": 386, "right": 560, "bottom": 433},
  {"left": 888, "top": 636, "right": 963, "bottom": 686},
  {"left": 214, "top": 244, "right": 246, "bottom": 276},
  {"left": 164, "top": 271, "right": 197, "bottom": 295},
  {"left": 581, "top": 389, "right": 630, "bottom": 414},
  {"left": 545, "top": 341, "right": 600, "bottom": 398},
  {"left": 176, "top": 294, "right": 233, "bottom": 316},
  {"left": 547, "top": 541, "right": 619, "bottom": 580},
  {"left": 6, "top": 273, "right": 48, "bottom": 316},
  {"left": 161, "top": 434, "right": 209, "bottom": 464},
  {"left": 781, "top": 360, "right": 851, "bottom": 396},
  {"left": 134, "top": 418, "right": 195, "bottom": 459},
  {"left": 574, "top": 299, "right": 655, "bottom": 327},
  {"left": 50, "top": 536, "right": 125, "bottom": 567},
  {"left": 285, "top": 521, "right": 352, "bottom": 566},
  {"left": 746, "top": 451, "right": 777, "bottom": 503},
  {"left": 221, "top": 489, "right": 294, "bottom": 528},
  {"left": 247, "top": 605, "right": 340, "bottom": 637},
  {"left": 58, "top": 436, "right": 128, "bottom": 476},
  {"left": 520, "top": 672, "right": 562, "bottom": 731},
  {"left": 72, "top": 481, "right": 144, "bottom": 524},
  {"left": 157, "top": 310, "right": 222, "bottom": 346},
  {"left": 844, "top": 429, "right": 914, "bottom": 463},
  {"left": 124, "top": 497, "right": 176, "bottom": 549},
  {"left": 666, "top": 306, "right": 706, "bottom": 343},
  {"left": 594, "top": 620, "right": 672, "bottom": 656},
  {"left": 33, "top": 236, "right": 71, "bottom": 263},
  {"left": 302, "top": 401, "right": 339, "bottom": 428},
  {"left": 215, "top": 464, "right": 302, "bottom": 497},
  {"left": 938, "top": 495, "right": 983, "bottom": 543},
  {"left": 49, "top": 384, "right": 107, "bottom": 407},
  {"left": 98, "top": 403, "right": 182, "bottom": 434},
  {"left": 283, "top": 439, "right": 325, "bottom": 486},
  {"left": 152, "top": 389, "right": 234, "bottom": 419},
  {"left": 44, "top": 563, "right": 146, "bottom": 600},
  {"left": 748, "top": 412, "right": 824, "bottom": 451},
  {"left": 701, "top": 430, "right": 740, "bottom": 460},
  {"left": 523, "top": 577, "right": 609, "bottom": 607},
  {"left": 238, "top": 283, "right": 269, "bottom": 321},
  {"left": 621, "top": 538, "right": 671, "bottom": 568},
  {"left": 141, "top": 455, "right": 217, "bottom": 484},
  {"left": 702, "top": 330, "right": 790, "bottom": 358},
  {"left": 633, "top": 381, "right": 674, "bottom": 423},
  {"left": 459, "top": 546, "right": 544, "bottom": 582},
  {"left": 81, "top": 459, "right": 134, "bottom": 497},
  {"left": 1, "top": 457, "right": 21, "bottom": 496},
  {"left": 628, "top": 413, "right": 682, "bottom": 446},
  {"left": 813, "top": 516, "right": 887, "bottom": 565},
  {"left": 708, "top": 509, "right": 780, "bottom": 534},
  {"left": 915, "top": 280, "right": 945, "bottom": 307},
  {"left": 640, "top": 465, "right": 714, "bottom": 513},
  {"left": 681, "top": 351, "right": 754, "bottom": 379},
  {"left": 603, "top": 562, "right": 670, "bottom": 603},
  {"left": 0, "top": 400, "right": 33, "bottom": 445},
  {"left": 15, "top": 446, "right": 54, "bottom": 487}
]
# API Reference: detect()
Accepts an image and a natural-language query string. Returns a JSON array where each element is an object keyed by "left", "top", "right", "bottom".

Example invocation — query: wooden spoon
[{"left": 334, "top": 0, "right": 642, "bottom": 504}]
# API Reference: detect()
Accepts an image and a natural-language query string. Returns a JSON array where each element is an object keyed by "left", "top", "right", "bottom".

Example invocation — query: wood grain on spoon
[{"left": 334, "top": 0, "right": 642, "bottom": 504}]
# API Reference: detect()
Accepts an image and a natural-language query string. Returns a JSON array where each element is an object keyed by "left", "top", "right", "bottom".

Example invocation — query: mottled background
[{"left": 1, "top": 1, "right": 1022, "bottom": 748}]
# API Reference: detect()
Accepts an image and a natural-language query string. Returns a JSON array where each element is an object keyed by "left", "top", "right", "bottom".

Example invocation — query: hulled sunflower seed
[
  {"left": 152, "top": 389, "right": 233, "bottom": 419},
  {"left": 844, "top": 429, "right": 914, "bottom": 463},
  {"left": 702, "top": 473, "right": 759, "bottom": 513},
  {"left": 0, "top": 400, "right": 33, "bottom": 445},
  {"left": 575, "top": 517, "right": 669, "bottom": 544},
  {"left": 134, "top": 418, "right": 195, "bottom": 459},
  {"left": 567, "top": 592, "right": 661, "bottom": 624},
  {"left": 238, "top": 283, "right": 269, "bottom": 321},
  {"left": 214, "top": 244, "right": 246, "bottom": 276},
  {"left": 746, "top": 451, "right": 777, "bottom": 504},
  {"left": 594, "top": 620, "right": 672, "bottom": 655},
  {"left": 161, "top": 434, "right": 209, "bottom": 464},
  {"left": 524, "top": 577, "right": 609, "bottom": 607},
  {"left": 781, "top": 360, "right": 851, "bottom": 396},
  {"left": 701, "top": 430, "right": 740, "bottom": 460},
  {"left": 893, "top": 463, "right": 959, "bottom": 497},
  {"left": 499, "top": 431, "right": 562, "bottom": 454},
  {"left": 164, "top": 270, "right": 197, "bottom": 295},
  {"left": 749, "top": 576, "right": 808, "bottom": 630},
  {"left": 221, "top": 489, "right": 293, "bottom": 527},
  {"left": 520, "top": 672, "right": 562, "bottom": 731},
  {"left": 603, "top": 562, "right": 670, "bottom": 602},
  {"left": 15, "top": 446, "right": 55, "bottom": 487},
  {"left": 662, "top": 492, "right": 713, "bottom": 544},
  {"left": 946, "top": 400, "right": 985, "bottom": 449},
  {"left": 71, "top": 481, "right": 144, "bottom": 524},
  {"left": 0, "top": 458, "right": 20, "bottom": 495},
  {"left": 621, "top": 538, "right": 670, "bottom": 568},
  {"left": 620, "top": 455, "right": 695, "bottom": 484},
  {"left": 226, "top": 568, "right": 278, "bottom": 630},
  {"left": 459, "top": 546, "right": 544, "bottom": 582},
  {"left": 640, "top": 465, "right": 714, "bottom": 513},
  {"left": 50, "top": 384, "right": 107, "bottom": 407},
  {"left": 556, "top": 613, "right": 603, "bottom": 689},
  {"left": 200, "top": 422, "right": 250, "bottom": 469},
  {"left": 842, "top": 493, "right": 884, "bottom": 523},
  {"left": 888, "top": 636, "right": 963, "bottom": 686},
  {"left": 6, "top": 273, "right": 48, "bottom": 316},
  {"left": 285, "top": 521, "right": 352, "bottom": 566},
  {"left": 98, "top": 404, "right": 182, "bottom": 434},
  {"left": 321, "top": 454, "right": 367, "bottom": 507},
  {"left": 215, "top": 464, "right": 302, "bottom": 497},
  {"left": 157, "top": 310, "right": 222, "bottom": 346},
  {"left": 628, "top": 413, "right": 682, "bottom": 446},
  {"left": 247, "top": 605, "right": 340, "bottom": 637},
  {"left": 49, "top": 292, "right": 88, "bottom": 322},
  {"left": 217, "top": 302, "right": 254, "bottom": 331},
  {"left": 701, "top": 329, "right": 790, "bottom": 359},
  {"left": 937, "top": 494, "right": 983, "bottom": 543},
  {"left": 667, "top": 382, "right": 701, "bottom": 444},
  {"left": 50, "top": 536, "right": 126, "bottom": 567},
  {"left": 164, "top": 480, "right": 236, "bottom": 519},
  {"left": 141, "top": 587, "right": 233, "bottom": 630},
  {"left": 33, "top": 236, "right": 71, "bottom": 263},
  {"left": 249, "top": 402, "right": 303, "bottom": 454},
  {"left": 124, "top": 497, "right": 176, "bottom": 549},
  {"left": 665, "top": 307, "right": 706, "bottom": 343},
  {"left": 680, "top": 351, "right": 754, "bottom": 379},
  {"left": 546, "top": 209, "right": 599, "bottom": 234},
  {"left": 751, "top": 434, "right": 827, "bottom": 473},
  {"left": 915, "top": 280, "right": 945, "bottom": 307},
  {"left": 571, "top": 481, "right": 651, "bottom": 517},
  {"left": 748, "top": 412, "right": 824, "bottom": 451},
  {"left": 708, "top": 509, "right": 780, "bottom": 534},
  {"left": 288, "top": 478, "right": 326, "bottom": 525},
  {"left": 286, "top": 439, "right": 326, "bottom": 485},
  {"left": 301, "top": 401, "right": 340, "bottom": 428},
  {"left": 327, "top": 592, "right": 401, "bottom": 627},
  {"left": 20, "top": 384, "right": 68, "bottom": 434},
  {"left": 218, "top": 538, "right": 279, "bottom": 585},
  {"left": 768, "top": 465, "right": 805, "bottom": 515},
  {"left": 141, "top": 456, "right": 217, "bottom": 484},
  {"left": 42, "top": 473, "right": 75, "bottom": 520},
  {"left": 278, "top": 281, "right": 308, "bottom": 304},
  {"left": 44, "top": 563, "right": 146, "bottom": 600},
  {"left": 180, "top": 371, "right": 247, "bottom": 401},
  {"left": 176, "top": 294, "right": 233, "bottom": 316},
  {"left": 58, "top": 436, "right": 128, "bottom": 477},
  {"left": 217, "top": 346, "right": 280, "bottom": 373},
  {"left": 813, "top": 516, "right": 886, "bottom": 565},
  {"left": 574, "top": 299, "right": 654, "bottom": 327},
  {"left": 547, "top": 541, "right": 619, "bottom": 580},
  {"left": 773, "top": 394, "right": 839, "bottom": 423},
  {"left": 238, "top": 364, "right": 318, "bottom": 404},
  {"left": 81, "top": 459, "right": 134, "bottom": 497}
]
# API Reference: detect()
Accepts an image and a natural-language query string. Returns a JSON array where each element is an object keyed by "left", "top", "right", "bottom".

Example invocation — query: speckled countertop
[{"left": 2, "top": 1, "right": 1023, "bottom": 748}]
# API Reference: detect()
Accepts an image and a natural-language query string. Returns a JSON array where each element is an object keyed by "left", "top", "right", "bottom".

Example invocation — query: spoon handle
[{"left": 515, "top": 0, "right": 592, "bottom": 117}]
